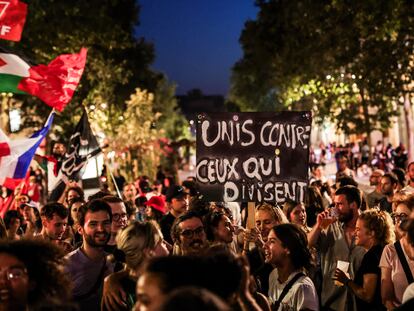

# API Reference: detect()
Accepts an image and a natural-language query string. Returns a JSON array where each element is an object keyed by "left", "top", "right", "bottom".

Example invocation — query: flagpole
[{"left": 108, "top": 168, "right": 122, "bottom": 199}]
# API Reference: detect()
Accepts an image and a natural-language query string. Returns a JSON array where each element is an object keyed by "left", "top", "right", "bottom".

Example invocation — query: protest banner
[
  {"left": 0, "top": 0, "right": 27, "bottom": 41},
  {"left": 196, "top": 112, "right": 312, "bottom": 203}
]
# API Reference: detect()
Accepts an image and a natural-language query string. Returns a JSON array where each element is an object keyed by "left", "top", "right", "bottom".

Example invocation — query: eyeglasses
[
  {"left": 180, "top": 226, "right": 205, "bottom": 238},
  {"left": 0, "top": 267, "right": 28, "bottom": 281},
  {"left": 112, "top": 213, "right": 127, "bottom": 221},
  {"left": 392, "top": 212, "right": 408, "bottom": 223}
]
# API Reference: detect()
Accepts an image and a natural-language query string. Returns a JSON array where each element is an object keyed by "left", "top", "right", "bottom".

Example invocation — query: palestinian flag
[{"left": 0, "top": 47, "right": 87, "bottom": 111}]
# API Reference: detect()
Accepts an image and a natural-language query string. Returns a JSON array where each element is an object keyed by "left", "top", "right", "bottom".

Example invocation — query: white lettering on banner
[
  {"left": 223, "top": 181, "right": 239, "bottom": 201},
  {"left": 238, "top": 181, "right": 307, "bottom": 203},
  {"left": 0, "top": 1, "right": 10, "bottom": 19},
  {"left": 201, "top": 119, "right": 255, "bottom": 147},
  {"left": 0, "top": 25, "right": 11, "bottom": 35},
  {"left": 196, "top": 158, "right": 240, "bottom": 183},
  {"left": 241, "top": 120, "right": 255, "bottom": 146},
  {"left": 242, "top": 157, "right": 280, "bottom": 181},
  {"left": 197, "top": 113, "right": 312, "bottom": 202},
  {"left": 259, "top": 123, "right": 311, "bottom": 149}
]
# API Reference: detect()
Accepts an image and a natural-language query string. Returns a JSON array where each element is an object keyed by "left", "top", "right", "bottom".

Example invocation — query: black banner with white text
[{"left": 196, "top": 112, "right": 312, "bottom": 203}]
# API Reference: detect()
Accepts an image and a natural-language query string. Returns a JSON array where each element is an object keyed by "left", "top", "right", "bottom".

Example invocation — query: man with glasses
[
  {"left": 101, "top": 195, "right": 128, "bottom": 254},
  {"left": 160, "top": 186, "right": 188, "bottom": 244},
  {"left": 65, "top": 199, "right": 113, "bottom": 311},
  {"left": 171, "top": 210, "right": 208, "bottom": 255}
]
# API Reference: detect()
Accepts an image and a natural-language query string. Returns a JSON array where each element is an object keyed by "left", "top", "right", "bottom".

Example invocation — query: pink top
[{"left": 379, "top": 242, "right": 414, "bottom": 304}]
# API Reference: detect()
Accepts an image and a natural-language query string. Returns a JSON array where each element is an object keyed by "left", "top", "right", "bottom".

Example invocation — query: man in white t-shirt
[{"left": 264, "top": 223, "right": 318, "bottom": 311}]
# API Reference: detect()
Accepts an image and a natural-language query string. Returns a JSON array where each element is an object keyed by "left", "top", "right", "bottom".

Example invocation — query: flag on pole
[
  {"left": 61, "top": 109, "right": 101, "bottom": 180},
  {"left": 0, "top": 0, "right": 28, "bottom": 42},
  {"left": 48, "top": 109, "right": 100, "bottom": 201},
  {"left": 0, "top": 111, "right": 54, "bottom": 189},
  {"left": 0, "top": 47, "right": 87, "bottom": 111}
]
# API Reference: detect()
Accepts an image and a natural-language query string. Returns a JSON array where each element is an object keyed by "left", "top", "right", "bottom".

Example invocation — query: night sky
[{"left": 136, "top": 0, "right": 258, "bottom": 96}]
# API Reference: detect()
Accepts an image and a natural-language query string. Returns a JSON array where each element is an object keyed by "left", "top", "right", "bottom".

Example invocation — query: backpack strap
[
  {"left": 273, "top": 272, "right": 305, "bottom": 310},
  {"left": 395, "top": 240, "right": 414, "bottom": 284}
]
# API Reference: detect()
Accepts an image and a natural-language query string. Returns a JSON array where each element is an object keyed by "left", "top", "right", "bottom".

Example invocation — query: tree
[
  {"left": 153, "top": 78, "right": 190, "bottom": 143},
  {"left": 231, "top": 0, "right": 414, "bottom": 158},
  {"left": 2, "top": 0, "right": 161, "bottom": 141}
]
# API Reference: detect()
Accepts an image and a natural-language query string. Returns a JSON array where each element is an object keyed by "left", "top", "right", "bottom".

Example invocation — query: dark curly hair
[
  {"left": 271, "top": 223, "right": 312, "bottom": 270},
  {"left": 0, "top": 239, "right": 72, "bottom": 308},
  {"left": 4, "top": 210, "right": 24, "bottom": 229},
  {"left": 204, "top": 211, "right": 227, "bottom": 242},
  {"left": 65, "top": 186, "right": 85, "bottom": 204},
  {"left": 77, "top": 199, "right": 112, "bottom": 227}
]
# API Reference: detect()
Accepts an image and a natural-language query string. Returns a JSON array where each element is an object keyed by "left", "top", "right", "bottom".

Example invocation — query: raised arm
[{"left": 307, "top": 210, "right": 330, "bottom": 247}]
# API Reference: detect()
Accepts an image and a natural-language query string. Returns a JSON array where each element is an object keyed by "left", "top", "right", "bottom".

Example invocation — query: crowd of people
[{"left": 1, "top": 147, "right": 414, "bottom": 311}]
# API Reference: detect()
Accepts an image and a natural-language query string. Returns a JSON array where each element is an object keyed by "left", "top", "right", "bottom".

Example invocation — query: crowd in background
[{"left": 0, "top": 140, "right": 414, "bottom": 311}]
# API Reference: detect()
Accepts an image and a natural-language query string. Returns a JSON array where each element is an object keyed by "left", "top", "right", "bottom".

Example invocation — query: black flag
[
  {"left": 61, "top": 109, "right": 101, "bottom": 180},
  {"left": 48, "top": 109, "right": 100, "bottom": 202}
]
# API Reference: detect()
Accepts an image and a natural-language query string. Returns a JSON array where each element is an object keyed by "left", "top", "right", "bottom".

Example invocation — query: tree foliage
[
  {"left": 2, "top": 0, "right": 162, "bottom": 140},
  {"left": 231, "top": 0, "right": 414, "bottom": 143}
]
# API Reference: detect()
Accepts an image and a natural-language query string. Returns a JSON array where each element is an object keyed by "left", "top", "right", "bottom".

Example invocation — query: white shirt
[
  {"left": 268, "top": 268, "right": 319, "bottom": 311},
  {"left": 402, "top": 185, "right": 414, "bottom": 194}
]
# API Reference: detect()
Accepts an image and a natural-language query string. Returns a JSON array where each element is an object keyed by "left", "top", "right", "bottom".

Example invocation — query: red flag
[
  {"left": 0, "top": 0, "right": 27, "bottom": 42},
  {"left": 18, "top": 48, "right": 88, "bottom": 111}
]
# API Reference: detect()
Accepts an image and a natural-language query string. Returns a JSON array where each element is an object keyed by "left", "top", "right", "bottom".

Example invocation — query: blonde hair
[
  {"left": 392, "top": 191, "right": 411, "bottom": 211},
  {"left": 359, "top": 209, "right": 395, "bottom": 245},
  {"left": 255, "top": 202, "right": 289, "bottom": 224},
  {"left": 116, "top": 220, "right": 162, "bottom": 269}
]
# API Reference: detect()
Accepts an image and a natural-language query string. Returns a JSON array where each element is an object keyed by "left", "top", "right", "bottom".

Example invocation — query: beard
[
  {"left": 84, "top": 231, "right": 110, "bottom": 247},
  {"left": 52, "top": 151, "right": 65, "bottom": 160},
  {"left": 338, "top": 209, "right": 353, "bottom": 224}
]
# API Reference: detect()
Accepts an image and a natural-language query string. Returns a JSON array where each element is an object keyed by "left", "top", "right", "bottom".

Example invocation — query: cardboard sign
[{"left": 196, "top": 112, "right": 311, "bottom": 203}]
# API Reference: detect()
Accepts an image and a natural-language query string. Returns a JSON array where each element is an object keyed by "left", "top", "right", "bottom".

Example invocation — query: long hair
[
  {"left": 204, "top": 211, "right": 231, "bottom": 242},
  {"left": 282, "top": 199, "right": 300, "bottom": 222},
  {"left": 272, "top": 223, "right": 312, "bottom": 270}
]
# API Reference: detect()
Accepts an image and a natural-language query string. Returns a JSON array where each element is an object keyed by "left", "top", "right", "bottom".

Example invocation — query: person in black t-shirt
[
  {"left": 159, "top": 186, "right": 188, "bottom": 244},
  {"left": 334, "top": 209, "right": 394, "bottom": 311},
  {"left": 378, "top": 173, "right": 399, "bottom": 213}
]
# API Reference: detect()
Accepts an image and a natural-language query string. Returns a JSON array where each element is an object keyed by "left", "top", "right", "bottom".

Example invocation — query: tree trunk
[
  {"left": 360, "top": 89, "right": 372, "bottom": 147},
  {"left": 404, "top": 93, "right": 414, "bottom": 162},
  {"left": 0, "top": 95, "right": 11, "bottom": 133}
]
